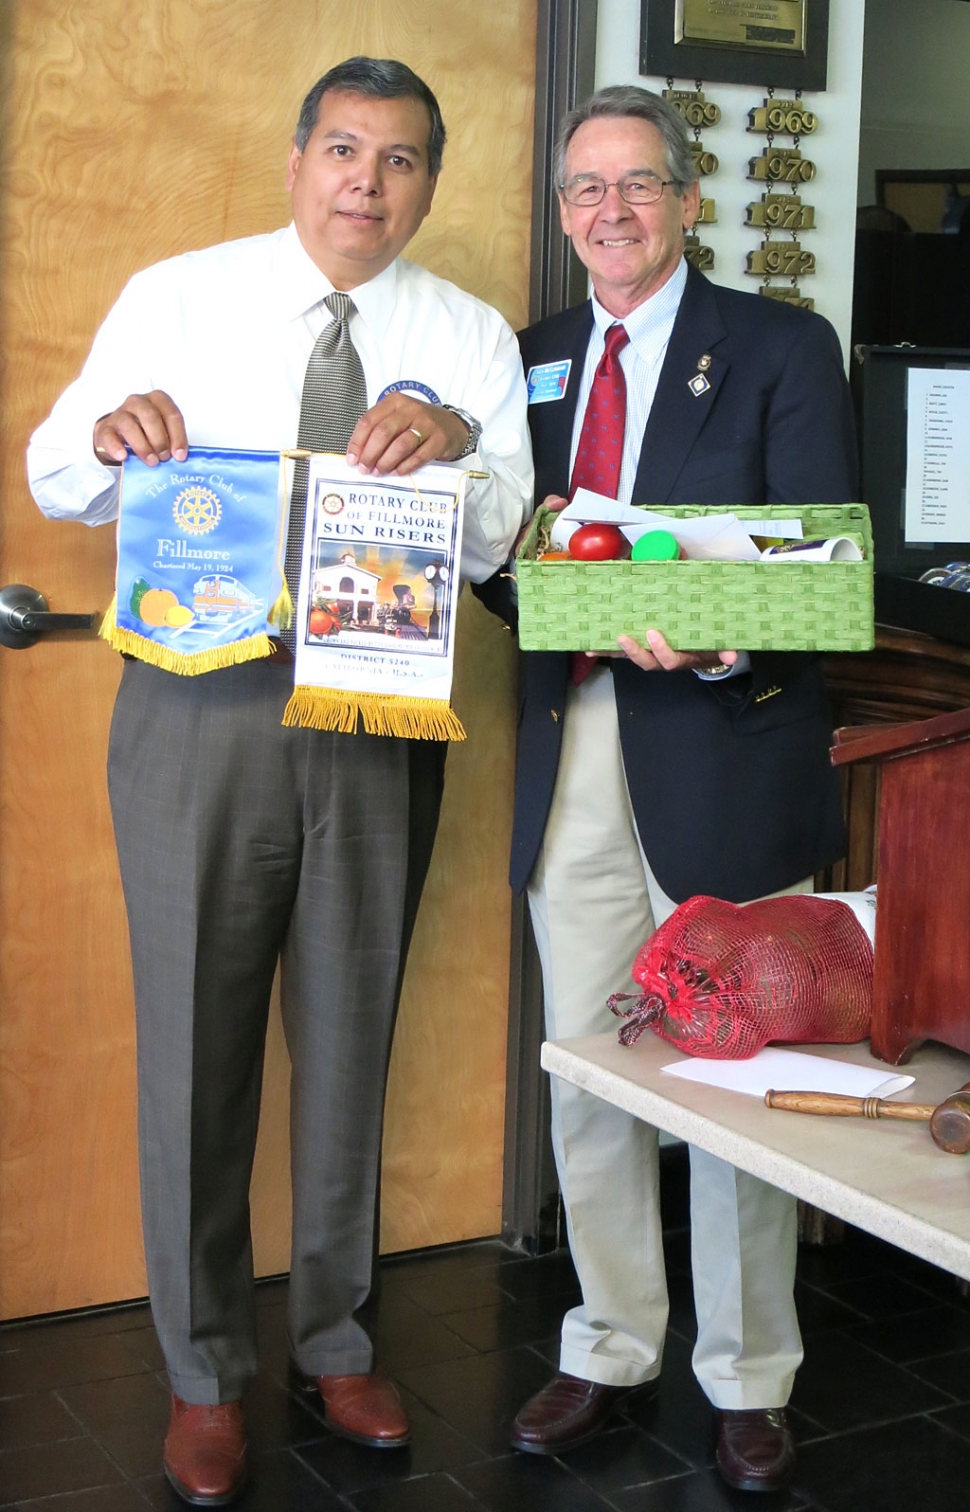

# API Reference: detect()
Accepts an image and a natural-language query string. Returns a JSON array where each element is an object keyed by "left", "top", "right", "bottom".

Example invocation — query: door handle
[{"left": 0, "top": 583, "right": 99, "bottom": 649}]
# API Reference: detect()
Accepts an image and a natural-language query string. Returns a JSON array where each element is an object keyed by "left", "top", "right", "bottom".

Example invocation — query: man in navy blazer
[{"left": 501, "top": 87, "right": 856, "bottom": 1493}]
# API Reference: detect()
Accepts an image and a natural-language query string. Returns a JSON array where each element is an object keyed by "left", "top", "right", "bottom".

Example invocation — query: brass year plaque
[
  {"left": 663, "top": 87, "right": 722, "bottom": 128},
  {"left": 690, "top": 141, "right": 719, "bottom": 177},
  {"left": 677, "top": 0, "right": 806, "bottom": 55},
  {"left": 684, "top": 233, "right": 715, "bottom": 271},
  {"left": 748, "top": 147, "right": 816, "bottom": 184},
  {"left": 746, "top": 193, "right": 815, "bottom": 230},
  {"left": 759, "top": 285, "right": 815, "bottom": 309},
  {"left": 746, "top": 240, "right": 816, "bottom": 277},
  {"left": 747, "top": 99, "right": 818, "bottom": 135}
]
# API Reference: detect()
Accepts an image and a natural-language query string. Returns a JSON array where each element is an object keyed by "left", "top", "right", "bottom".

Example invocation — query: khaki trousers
[{"left": 527, "top": 665, "right": 807, "bottom": 1409}]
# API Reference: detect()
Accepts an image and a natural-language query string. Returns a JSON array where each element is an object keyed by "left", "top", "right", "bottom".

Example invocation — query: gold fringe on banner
[
  {"left": 99, "top": 595, "right": 274, "bottom": 676},
  {"left": 282, "top": 686, "right": 466, "bottom": 742}
]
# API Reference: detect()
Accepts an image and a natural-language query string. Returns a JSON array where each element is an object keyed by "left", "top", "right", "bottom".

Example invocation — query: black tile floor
[{"left": 4, "top": 1149, "right": 970, "bottom": 1511}]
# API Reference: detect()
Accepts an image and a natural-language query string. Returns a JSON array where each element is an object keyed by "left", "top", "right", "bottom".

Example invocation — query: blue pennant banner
[{"left": 104, "top": 447, "right": 286, "bottom": 673}]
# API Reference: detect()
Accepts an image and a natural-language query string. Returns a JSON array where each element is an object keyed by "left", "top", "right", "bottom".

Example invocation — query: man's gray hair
[
  {"left": 555, "top": 85, "right": 695, "bottom": 196},
  {"left": 295, "top": 56, "right": 447, "bottom": 177}
]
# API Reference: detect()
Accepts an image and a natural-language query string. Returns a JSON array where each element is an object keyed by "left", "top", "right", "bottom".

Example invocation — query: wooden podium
[{"left": 831, "top": 704, "right": 970, "bottom": 1064}]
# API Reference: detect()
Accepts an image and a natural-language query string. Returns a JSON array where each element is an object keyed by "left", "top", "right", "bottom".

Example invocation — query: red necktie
[{"left": 570, "top": 322, "right": 629, "bottom": 684}]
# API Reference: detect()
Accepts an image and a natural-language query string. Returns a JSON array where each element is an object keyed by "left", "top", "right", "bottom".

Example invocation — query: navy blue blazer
[{"left": 499, "top": 264, "right": 857, "bottom": 901}]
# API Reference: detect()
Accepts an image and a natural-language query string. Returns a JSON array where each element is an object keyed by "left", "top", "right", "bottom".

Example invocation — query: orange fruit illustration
[{"left": 138, "top": 588, "right": 179, "bottom": 626}]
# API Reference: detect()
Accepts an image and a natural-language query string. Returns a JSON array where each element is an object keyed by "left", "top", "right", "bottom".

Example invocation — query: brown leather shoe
[
  {"left": 316, "top": 1373, "right": 411, "bottom": 1448},
  {"left": 163, "top": 1395, "right": 247, "bottom": 1507},
  {"left": 715, "top": 1407, "right": 796, "bottom": 1492},
  {"left": 511, "top": 1371, "right": 654, "bottom": 1455}
]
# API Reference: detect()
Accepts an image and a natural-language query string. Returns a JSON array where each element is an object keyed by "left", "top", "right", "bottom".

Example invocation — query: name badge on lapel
[{"left": 527, "top": 360, "right": 571, "bottom": 405}]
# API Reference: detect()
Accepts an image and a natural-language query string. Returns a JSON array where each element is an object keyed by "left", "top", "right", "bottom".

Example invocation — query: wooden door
[{"left": 0, "top": 0, "right": 536, "bottom": 1318}]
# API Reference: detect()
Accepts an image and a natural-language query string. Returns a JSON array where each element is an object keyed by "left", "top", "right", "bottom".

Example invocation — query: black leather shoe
[
  {"left": 511, "top": 1372, "right": 655, "bottom": 1455},
  {"left": 715, "top": 1407, "right": 796, "bottom": 1492}
]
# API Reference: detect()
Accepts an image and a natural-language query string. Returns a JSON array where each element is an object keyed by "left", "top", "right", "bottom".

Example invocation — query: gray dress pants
[{"left": 107, "top": 657, "right": 444, "bottom": 1404}]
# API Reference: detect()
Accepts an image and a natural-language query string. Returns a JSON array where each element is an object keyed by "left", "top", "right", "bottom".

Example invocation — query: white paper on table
[
  {"left": 660, "top": 1047, "right": 914, "bottom": 1100},
  {"left": 815, "top": 890, "right": 877, "bottom": 947}
]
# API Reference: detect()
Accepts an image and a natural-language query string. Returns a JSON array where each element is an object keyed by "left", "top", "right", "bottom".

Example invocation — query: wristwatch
[
  {"left": 442, "top": 404, "right": 483, "bottom": 460},
  {"left": 695, "top": 660, "right": 734, "bottom": 678}
]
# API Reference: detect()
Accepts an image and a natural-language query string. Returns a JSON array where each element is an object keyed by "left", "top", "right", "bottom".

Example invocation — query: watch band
[{"left": 442, "top": 404, "right": 482, "bottom": 460}]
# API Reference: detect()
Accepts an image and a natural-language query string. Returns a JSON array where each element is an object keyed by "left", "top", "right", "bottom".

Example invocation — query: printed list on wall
[{"left": 905, "top": 368, "right": 970, "bottom": 543}]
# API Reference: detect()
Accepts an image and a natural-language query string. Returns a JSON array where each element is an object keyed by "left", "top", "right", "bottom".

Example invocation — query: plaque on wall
[{"left": 641, "top": 0, "right": 829, "bottom": 90}]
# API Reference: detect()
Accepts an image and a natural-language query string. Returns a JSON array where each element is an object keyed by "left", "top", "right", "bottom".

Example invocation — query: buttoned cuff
[{"left": 694, "top": 651, "right": 752, "bottom": 681}]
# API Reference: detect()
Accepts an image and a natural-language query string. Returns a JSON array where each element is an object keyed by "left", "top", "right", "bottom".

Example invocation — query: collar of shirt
[
  {"left": 273, "top": 221, "right": 399, "bottom": 343},
  {"left": 572, "top": 257, "right": 689, "bottom": 503},
  {"left": 588, "top": 255, "right": 688, "bottom": 364}
]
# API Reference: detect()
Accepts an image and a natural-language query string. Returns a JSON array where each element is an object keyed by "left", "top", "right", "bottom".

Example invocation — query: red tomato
[{"left": 568, "top": 523, "right": 631, "bottom": 561}]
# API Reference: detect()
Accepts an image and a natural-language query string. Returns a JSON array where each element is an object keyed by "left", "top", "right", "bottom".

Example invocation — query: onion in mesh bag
[{"left": 607, "top": 894, "right": 872, "bottom": 1059}]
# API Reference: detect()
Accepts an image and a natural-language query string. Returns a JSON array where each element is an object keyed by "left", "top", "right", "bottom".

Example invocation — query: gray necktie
[{"left": 280, "top": 291, "right": 368, "bottom": 650}]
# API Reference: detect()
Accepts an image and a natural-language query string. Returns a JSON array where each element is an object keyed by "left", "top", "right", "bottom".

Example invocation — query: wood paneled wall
[{"left": 0, "top": 0, "right": 536, "bottom": 1315}]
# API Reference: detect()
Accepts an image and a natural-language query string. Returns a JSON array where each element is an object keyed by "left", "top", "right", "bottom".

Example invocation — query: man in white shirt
[{"left": 28, "top": 56, "right": 531, "bottom": 1509}]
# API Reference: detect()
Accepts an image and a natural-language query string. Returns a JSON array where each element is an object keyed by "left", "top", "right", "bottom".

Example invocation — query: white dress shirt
[
  {"left": 27, "top": 223, "right": 533, "bottom": 583},
  {"left": 570, "top": 257, "right": 688, "bottom": 503}
]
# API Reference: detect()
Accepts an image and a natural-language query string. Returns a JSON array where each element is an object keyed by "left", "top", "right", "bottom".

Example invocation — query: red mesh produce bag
[{"left": 607, "top": 894, "right": 872, "bottom": 1059}]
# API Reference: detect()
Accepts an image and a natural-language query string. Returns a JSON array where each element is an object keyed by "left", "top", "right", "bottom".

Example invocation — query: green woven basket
[{"left": 515, "top": 503, "right": 874, "bottom": 653}]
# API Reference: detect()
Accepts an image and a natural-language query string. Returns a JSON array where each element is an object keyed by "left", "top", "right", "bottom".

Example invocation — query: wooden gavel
[{"left": 764, "top": 1082, "right": 970, "bottom": 1154}]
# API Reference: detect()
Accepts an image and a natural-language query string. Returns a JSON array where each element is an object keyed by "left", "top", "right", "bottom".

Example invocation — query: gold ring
[{"left": 408, "top": 426, "right": 424, "bottom": 444}]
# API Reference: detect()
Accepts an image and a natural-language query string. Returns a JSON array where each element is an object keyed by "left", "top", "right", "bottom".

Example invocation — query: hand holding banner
[{"left": 100, "top": 446, "right": 471, "bottom": 741}]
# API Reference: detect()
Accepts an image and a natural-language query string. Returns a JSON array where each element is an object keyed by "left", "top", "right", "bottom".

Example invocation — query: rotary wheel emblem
[
  {"left": 173, "top": 486, "right": 221, "bottom": 535},
  {"left": 321, "top": 493, "right": 345, "bottom": 516}
]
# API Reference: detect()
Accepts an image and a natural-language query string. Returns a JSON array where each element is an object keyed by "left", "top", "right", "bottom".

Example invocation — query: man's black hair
[{"left": 295, "top": 56, "right": 446, "bottom": 176}]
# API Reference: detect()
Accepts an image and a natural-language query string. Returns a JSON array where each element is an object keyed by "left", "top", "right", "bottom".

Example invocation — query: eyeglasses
[{"left": 559, "top": 172, "right": 674, "bottom": 207}]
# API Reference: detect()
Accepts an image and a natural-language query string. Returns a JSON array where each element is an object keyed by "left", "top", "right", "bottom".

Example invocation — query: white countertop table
[{"left": 541, "top": 1033, "right": 970, "bottom": 1280}]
